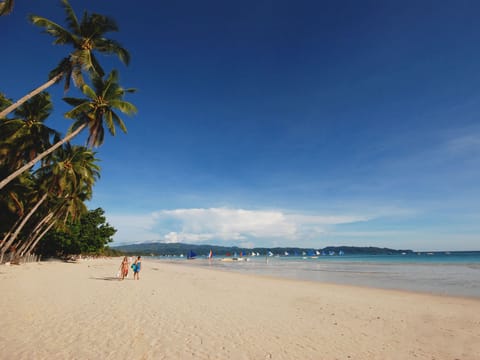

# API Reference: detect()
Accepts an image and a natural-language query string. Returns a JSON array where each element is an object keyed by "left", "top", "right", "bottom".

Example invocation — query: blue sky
[{"left": 2, "top": 0, "right": 480, "bottom": 250}]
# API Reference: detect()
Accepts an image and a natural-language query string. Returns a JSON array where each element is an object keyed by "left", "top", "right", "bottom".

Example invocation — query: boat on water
[
  {"left": 187, "top": 250, "right": 197, "bottom": 259},
  {"left": 221, "top": 257, "right": 248, "bottom": 262}
]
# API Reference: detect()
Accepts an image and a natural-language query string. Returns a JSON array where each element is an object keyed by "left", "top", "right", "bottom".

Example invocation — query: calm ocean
[{"left": 153, "top": 252, "right": 480, "bottom": 298}]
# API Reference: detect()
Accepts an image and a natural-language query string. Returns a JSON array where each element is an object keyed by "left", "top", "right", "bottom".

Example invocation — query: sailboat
[
  {"left": 187, "top": 250, "right": 197, "bottom": 259},
  {"left": 208, "top": 250, "right": 213, "bottom": 259}
]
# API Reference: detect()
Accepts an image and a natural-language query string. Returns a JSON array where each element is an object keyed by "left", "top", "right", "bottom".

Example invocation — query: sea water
[{"left": 153, "top": 252, "right": 480, "bottom": 298}]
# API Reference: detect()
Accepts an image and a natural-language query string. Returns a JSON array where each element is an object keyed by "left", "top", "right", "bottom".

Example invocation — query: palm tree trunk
[
  {"left": 0, "top": 217, "right": 20, "bottom": 263},
  {"left": 0, "top": 72, "right": 63, "bottom": 119},
  {"left": 25, "top": 220, "right": 56, "bottom": 256},
  {"left": 0, "top": 123, "right": 87, "bottom": 190},
  {"left": 17, "top": 212, "right": 54, "bottom": 257},
  {"left": 0, "top": 217, "right": 21, "bottom": 249},
  {"left": 0, "top": 193, "right": 48, "bottom": 258}
]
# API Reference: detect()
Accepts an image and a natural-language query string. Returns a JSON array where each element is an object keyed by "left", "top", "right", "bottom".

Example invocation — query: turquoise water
[{"left": 152, "top": 252, "right": 480, "bottom": 298}]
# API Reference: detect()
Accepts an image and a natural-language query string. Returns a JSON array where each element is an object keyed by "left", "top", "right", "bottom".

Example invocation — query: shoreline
[
  {"left": 1, "top": 258, "right": 479, "bottom": 359},
  {"left": 153, "top": 256, "right": 480, "bottom": 299}
]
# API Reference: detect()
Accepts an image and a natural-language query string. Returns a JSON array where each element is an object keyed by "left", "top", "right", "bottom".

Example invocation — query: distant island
[{"left": 112, "top": 242, "right": 414, "bottom": 256}]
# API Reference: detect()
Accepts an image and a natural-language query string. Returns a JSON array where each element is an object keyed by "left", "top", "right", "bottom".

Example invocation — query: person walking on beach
[
  {"left": 119, "top": 256, "right": 129, "bottom": 280},
  {"left": 132, "top": 256, "right": 142, "bottom": 280}
]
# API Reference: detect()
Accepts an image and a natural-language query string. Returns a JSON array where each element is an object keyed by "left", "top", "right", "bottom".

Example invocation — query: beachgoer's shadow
[{"left": 89, "top": 276, "right": 127, "bottom": 281}]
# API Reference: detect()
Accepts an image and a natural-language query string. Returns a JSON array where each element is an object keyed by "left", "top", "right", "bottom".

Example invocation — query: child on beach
[{"left": 132, "top": 256, "right": 141, "bottom": 280}]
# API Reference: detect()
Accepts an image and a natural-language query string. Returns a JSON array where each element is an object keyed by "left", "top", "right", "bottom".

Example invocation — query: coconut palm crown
[
  {"left": 64, "top": 69, "right": 136, "bottom": 147},
  {"left": 30, "top": 0, "right": 130, "bottom": 89},
  {"left": 0, "top": 93, "right": 60, "bottom": 170}
]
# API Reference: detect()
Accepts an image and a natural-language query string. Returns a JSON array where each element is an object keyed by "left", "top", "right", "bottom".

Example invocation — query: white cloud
[
  {"left": 109, "top": 207, "right": 372, "bottom": 247},
  {"left": 106, "top": 214, "right": 162, "bottom": 244}
]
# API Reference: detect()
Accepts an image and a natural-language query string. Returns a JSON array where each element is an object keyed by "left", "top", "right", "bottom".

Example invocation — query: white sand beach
[{"left": 1, "top": 258, "right": 479, "bottom": 360}]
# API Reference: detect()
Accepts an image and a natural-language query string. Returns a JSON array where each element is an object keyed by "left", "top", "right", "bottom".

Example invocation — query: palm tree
[
  {"left": 0, "top": 0, "right": 14, "bottom": 16},
  {"left": 64, "top": 69, "right": 137, "bottom": 147},
  {"left": 0, "top": 92, "right": 59, "bottom": 170},
  {"left": 0, "top": 70, "right": 135, "bottom": 190},
  {"left": 0, "top": 0, "right": 129, "bottom": 119},
  {"left": 1, "top": 144, "right": 100, "bottom": 261},
  {"left": 19, "top": 146, "right": 99, "bottom": 257},
  {"left": 0, "top": 171, "right": 33, "bottom": 257}
]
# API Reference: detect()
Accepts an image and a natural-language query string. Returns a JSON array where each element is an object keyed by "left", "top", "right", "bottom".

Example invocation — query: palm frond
[
  {"left": 109, "top": 100, "right": 137, "bottom": 115},
  {"left": 93, "top": 38, "right": 130, "bottom": 65},
  {"left": 68, "top": 116, "right": 90, "bottom": 133},
  {"left": 101, "top": 70, "right": 118, "bottom": 98},
  {"left": 48, "top": 57, "right": 70, "bottom": 82},
  {"left": 111, "top": 111, "right": 127, "bottom": 133},
  {"left": 29, "top": 15, "right": 75, "bottom": 45},
  {"left": 63, "top": 101, "right": 91, "bottom": 119},
  {"left": 0, "top": 92, "right": 13, "bottom": 112},
  {"left": 80, "top": 83, "right": 97, "bottom": 101},
  {"left": 60, "top": 0, "right": 80, "bottom": 35},
  {"left": 63, "top": 97, "right": 88, "bottom": 108},
  {"left": 105, "top": 110, "right": 115, "bottom": 136},
  {"left": 88, "top": 13, "right": 119, "bottom": 34},
  {"left": 89, "top": 52, "right": 105, "bottom": 77}
]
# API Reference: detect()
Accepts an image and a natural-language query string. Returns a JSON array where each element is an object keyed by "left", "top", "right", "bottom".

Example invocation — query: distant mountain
[{"left": 112, "top": 242, "right": 414, "bottom": 256}]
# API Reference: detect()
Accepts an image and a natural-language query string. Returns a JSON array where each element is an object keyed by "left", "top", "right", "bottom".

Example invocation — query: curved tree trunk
[
  {"left": 0, "top": 123, "right": 87, "bottom": 190},
  {"left": 17, "top": 212, "right": 54, "bottom": 257},
  {"left": 0, "top": 193, "right": 48, "bottom": 258},
  {"left": 25, "top": 220, "right": 56, "bottom": 256},
  {"left": 0, "top": 217, "right": 21, "bottom": 249},
  {"left": 0, "top": 72, "right": 63, "bottom": 119}
]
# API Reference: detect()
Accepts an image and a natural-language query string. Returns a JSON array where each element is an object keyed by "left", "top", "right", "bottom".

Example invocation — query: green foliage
[
  {"left": 0, "top": 92, "right": 12, "bottom": 112},
  {"left": 37, "top": 208, "right": 116, "bottom": 257},
  {"left": 64, "top": 70, "right": 137, "bottom": 147}
]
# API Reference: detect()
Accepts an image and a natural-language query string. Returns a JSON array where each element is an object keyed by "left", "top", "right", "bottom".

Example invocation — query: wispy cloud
[{"left": 445, "top": 133, "right": 480, "bottom": 156}]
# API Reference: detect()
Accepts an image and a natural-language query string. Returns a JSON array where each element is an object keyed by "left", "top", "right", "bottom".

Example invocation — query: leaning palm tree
[
  {"left": 0, "top": 0, "right": 129, "bottom": 119},
  {"left": 1, "top": 144, "right": 100, "bottom": 261},
  {"left": 18, "top": 145, "right": 99, "bottom": 257},
  {"left": 0, "top": 70, "right": 136, "bottom": 190},
  {"left": 0, "top": 0, "right": 14, "bottom": 16}
]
